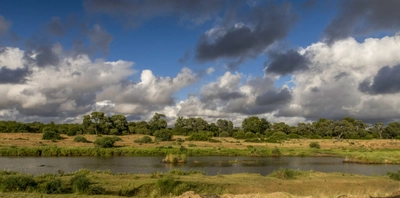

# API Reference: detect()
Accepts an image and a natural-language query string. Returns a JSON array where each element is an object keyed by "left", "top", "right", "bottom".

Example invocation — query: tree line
[{"left": 1, "top": 112, "right": 400, "bottom": 140}]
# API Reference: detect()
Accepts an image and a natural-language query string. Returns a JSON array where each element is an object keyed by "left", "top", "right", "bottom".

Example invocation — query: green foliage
[
  {"left": 42, "top": 131, "right": 62, "bottom": 140},
  {"left": 245, "top": 132, "right": 256, "bottom": 139},
  {"left": 0, "top": 175, "right": 37, "bottom": 192},
  {"left": 135, "top": 128, "right": 152, "bottom": 135},
  {"left": 156, "top": 175, "right": 177, "bottom": 196},
  {"left": 70, "top": 175, "right": 91, "bottom": 194},
  {"left": 271, "top": 147, "right": 281, "bottom": 156},
  {"left": 134, "top": 135, "right": 152, "bottom": 143},
  {"left": 44, "top": 178, "right": 63, "bottom": 194},
  {"left": 387, "top": 170, "right": 400, "bottom": 181},
  {"left": 265, "top": 132, "right": 287, "bottom": 143},
  {"left": 219, "top": 131, "right": 230, "bottom": 137},
  {"left": 87, "top": 185, "right": 106, "bottom": 195},
  {"left": 269, "top": 168, "right": 302, "bottom": 179},
  {"left": 186, "top": 132, "right": 213, "bottom": 141},
  {"left": 233, "top": 131, "right": 246, "bottom": 139},
  {"left": 309, "top": 141, "right": 321, "bottom": 149},
  {"left": 73, "top": 136, "right": 88, "bottom": 143},
  {"left": 67, "top": 130, "right": 77, "bottom": 136},
  {"left": 94, "top": 137, "right": 117, "bottom": 148},
  {"left": 154, "top": 129, "right": 173, "bottom": 141}
]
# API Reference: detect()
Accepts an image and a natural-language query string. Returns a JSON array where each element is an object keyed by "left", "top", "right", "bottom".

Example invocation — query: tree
[
  {"left": 242, "top": 116, "right": 262, "bottom": 133},
  {"left": 173, "top": 116, "right": 188, "bottom": 135},
  {"left": 149, "top": 113, "right": 168, "bottom": 133},
  {"left": 216, "top": 119, "right": 233, "bottom": 136},
  {"left": 110, "top": 114, "right": 128, "bottom": 135},
  {"left": 372, "top": 122, "right": 385, "bottom": 139},
  {"left": 82, "top": 112, "right": 109, "bottom": 135},
  {"left": 384, "top": 122, "right": 400, "bottom": 139}
]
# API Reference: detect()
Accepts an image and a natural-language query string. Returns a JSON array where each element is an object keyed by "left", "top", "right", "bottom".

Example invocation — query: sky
[{"left": 0, "top": 0, "right": 400, "bottom": 126}]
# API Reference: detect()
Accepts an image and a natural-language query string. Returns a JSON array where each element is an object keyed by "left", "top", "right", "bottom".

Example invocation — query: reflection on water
[{"left": 1, "top": 156, "right": 399, "bottom": 176}]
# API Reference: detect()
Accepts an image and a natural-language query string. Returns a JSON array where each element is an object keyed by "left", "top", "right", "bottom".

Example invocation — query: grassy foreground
[
  {"left": 1, "top": 133, "right": 400, "bottom": 164},
  {"left": 0, "top": 169, "right": 400, "bottom": 198}
]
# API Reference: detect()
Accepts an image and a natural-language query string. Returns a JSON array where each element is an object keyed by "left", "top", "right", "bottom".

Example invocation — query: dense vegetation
[{"left": 1, "top": 112, "right": 400, "bottom": 141}]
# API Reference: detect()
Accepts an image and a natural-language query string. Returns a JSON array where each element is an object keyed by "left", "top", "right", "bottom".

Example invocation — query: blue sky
[{"left": 0, "top": 0, "right": 400, "bottom": 126}]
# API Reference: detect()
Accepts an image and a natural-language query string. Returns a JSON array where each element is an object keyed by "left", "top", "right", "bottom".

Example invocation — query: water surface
[{"left": 1, "top": 156, "right": 399, "bottom": 176}]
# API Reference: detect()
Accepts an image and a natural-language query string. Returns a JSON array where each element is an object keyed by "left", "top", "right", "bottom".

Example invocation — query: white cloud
[{"left": 280, "top": 35, "right": 400, "bottom": 123}]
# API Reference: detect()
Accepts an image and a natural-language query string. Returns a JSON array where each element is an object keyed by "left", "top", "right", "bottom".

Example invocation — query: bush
[
  {"left": 388, "top": 170, "right": 400, "bottom": 181},
  {"left": 42, "top": 131, "right": 62, "bottom": 140},
  {"left": 269, "top": 168, "right": 302, "bottom": 180},
  {"left": 0, "top": 175, "right": 37, "bottom": 192},
  {"left": 233, "top": 131, "right": 246, "bottom": 139},
  {"left": 74, "top": 136, "right": 88, "bottom": 143},
  {"left": 186, "top": 133, "right": 212, "bottom": 141},
  {"left": 44, "top": 178, "right": 63, "bottom": 194},
  {"left": 134, "top": 135, "right": 152, "bottom": 143},
  {"left": 70, "top": 175, "right": 91, "bottom": 194},
  {"left": 265, "top": 132, "right": 286, "bottom": 143},
  {"left": 109, "top": 136, "right": 122, "bottom": 142},
  {"left": 287, "top": 133, "right": 300, "bottom": 139},
  {"left": 309, "top": 142, "right": 321, "bottom": 149},
  {"left": 219, "top": 131, "right": 230, "bottom": 137},
  {"left": 94, "top": 137, "right": 116, "bottom": 148},
  {"left": 271, "top": 147, "right": 281, "bottom": 156},
  {"left": 67, "top": 130, "right": 77, "bottom": 136},
  {"left": 245, "top": 132, "right": 256, "bottom": 139},
  {"left": 154, "top": 129, "right": 173, "bottom": 141},
  {"left": 157, "top": 176, "right": 177, "bottom": 196},
  {"left": 87, "top": 185, "right": 106, "bottom": 195}
]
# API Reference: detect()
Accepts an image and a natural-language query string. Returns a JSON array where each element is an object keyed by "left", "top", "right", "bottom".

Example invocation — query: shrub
[
  {"left": 154, "top": 129, "right": 173, "bottom": 141},
  {"left": 87, "top": 185, "right": 106, "bottom": 195},
  {"left": 271, "top": 147, "right": 281, "bottom": 156},
  {"left": 233, "top": 131, "right": 246, "bottom": 139},
  {"left": 157, "top": 175, "right": 177, "bottom": 195},
  {"left": 44, "top": 178, "right": 63, "bottom": 194},
  {"left": 265, "top": 132, "right": 286, "bottom": 143},
  {"left": 0, "top": 175, "right": 37, "bottom": 192},
  {"left": 245, "top": 132, "right": 256, "bottom": 139},
  {"left": 42, "top": 131, "right": 62, "bottom": 140},
  {"left": 94, "top": 137, "right": 116, "bottom": 148},
  {"left": 74, "top": 136, "right": 88, "bottom": 143},
  {"left": 219, "top": 131, "right": 230, "bottom": 137},
  {"left": 133, "top": 135, "right": 152, "bottom": 143},
  {"left": 388, "top": 170, "right": 400, "bottom": 181},
  {"left": 67, "top": 130, "right": 77, "bottom": 136},
  {"left": 287, "top": 133, "right": 300, "bottom": 139},
  {"left": 176, "top": 138, "right": 184, "bottom": 143},
  {"left": 269, "top": 168, "right": 302, "bottom": 180},
  {"left": 186, "top": 133, "right": 212, "bottom": 141},
  {"left": 309, "top": 142, "right": 321, "bottom": 149},
  {"left": 70, "top": 175, "right": 91, "bottom": 194},
  {"left": 110, "top": 136, "right": 122, "bottom": 142}
]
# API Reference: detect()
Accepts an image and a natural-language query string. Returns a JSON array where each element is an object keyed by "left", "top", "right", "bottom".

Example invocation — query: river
[{"left": 1, "top": 156, "right": 399, "bottom": 176}]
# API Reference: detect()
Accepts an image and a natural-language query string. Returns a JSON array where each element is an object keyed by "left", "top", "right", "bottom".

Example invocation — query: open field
[
  {"left": 0, "top": 169, "right": 400, "bottom": 198},
  {"left": 1, "top": 133, "right": 400, "bottom": 163}
]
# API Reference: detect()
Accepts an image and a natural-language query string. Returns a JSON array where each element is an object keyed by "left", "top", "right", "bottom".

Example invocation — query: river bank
[
  {"left": 1, "top": 133, "right": 400, "bottom": 164},
  {"left": 0, "top": 169, "right": 399, "bottom": 198}
]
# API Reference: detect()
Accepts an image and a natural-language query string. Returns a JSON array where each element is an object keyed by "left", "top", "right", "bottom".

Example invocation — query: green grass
[{"left": 0, "top": 169, "right": 398, "bottom": 197}]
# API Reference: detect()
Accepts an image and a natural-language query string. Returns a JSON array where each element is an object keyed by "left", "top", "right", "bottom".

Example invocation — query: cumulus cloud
[
  {"left": 265, "top": 49, "right": 310, "bottom": 75},
  {"left": 84, "top": 0, "right": 228, "bottom": 26},
  {"left": 96, "top": 67, "right": 198, "bottom": 115},
  {"left": 0, "top": 67, "right": 30, "bottom": 84},
  {"left": 359, "top": 64, "right": 400, "bottom": 95},
  {"left": 324, "top": 0, "right": 400, "bottom": 43},
  {"left": 195, "top": 2, "right": 297, "bottom": 68},
  {"left": 279, "top": 34, "right": 400, "bottom": 123}
]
